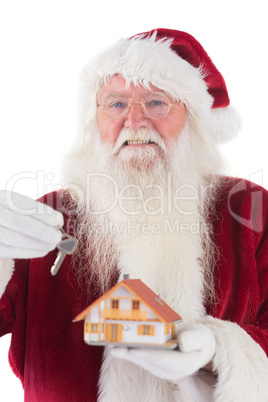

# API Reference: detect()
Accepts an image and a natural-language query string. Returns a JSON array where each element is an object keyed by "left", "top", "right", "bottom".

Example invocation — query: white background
[{"left": 0, "top": 0, "right": 267, "bottom": 399}]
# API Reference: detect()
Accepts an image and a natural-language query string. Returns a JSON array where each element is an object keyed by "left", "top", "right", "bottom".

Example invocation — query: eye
[
  {"left": 103, "top": 95, "right": 129, "bottom": 119},
  {"left": 104, "top": 95, "right": 129, "bottom": 111},
  {"left": 144, "top": 93, "right": 170, "bottom": 119},
  {"left": 147, "top": 100, "right": 165, "bottom": 107},
  {"left": 145, "top": 93, "right": 170, "bottom": 109},
  {"left": 110, "top": 101, "right": 128, "bottom": 109}
]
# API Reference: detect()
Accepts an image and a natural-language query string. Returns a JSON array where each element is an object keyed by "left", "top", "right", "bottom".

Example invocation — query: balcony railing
[{"left": 103, "top": 309, "right": 147, "bottom": 321}]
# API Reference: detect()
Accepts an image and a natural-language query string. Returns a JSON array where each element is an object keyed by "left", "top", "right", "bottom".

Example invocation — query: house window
[
  {"left": 143, "top": 325, "right": 150, "bottom": 335},
  {"left": 91, "top": 324, "right": 98, "bottom": 333},
  {"left": 111, "top": 299, "right": 119, "bottom": 309},
  {"left": 138, "top": 325, "right": 155, "bottom": 336},
  {"left": 132, "top": 300, "right": 140, "bottom": 310}
]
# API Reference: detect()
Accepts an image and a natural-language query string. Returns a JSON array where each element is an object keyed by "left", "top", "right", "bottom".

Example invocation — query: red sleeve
[
  {"left": 209, "top": 177, "right": 268, "bottom": 356},
  {"left": 0, "top": 259, "right": 29, "bottom": 337},
  {"left": 243, "top": 194, "right": 268, "bottom": 354}
]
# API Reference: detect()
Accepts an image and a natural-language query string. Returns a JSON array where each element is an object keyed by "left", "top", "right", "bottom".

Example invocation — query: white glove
[
  {"left": 0, "top": 190, "right": 64, "bottom": 259},
  {"left": 111, "top": 323, "right": 215, "bottom": 381}
]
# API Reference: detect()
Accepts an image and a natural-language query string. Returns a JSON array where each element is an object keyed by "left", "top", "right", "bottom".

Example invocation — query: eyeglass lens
[{"left": 103, "top": 93, "right": 170, "bottom": 119}]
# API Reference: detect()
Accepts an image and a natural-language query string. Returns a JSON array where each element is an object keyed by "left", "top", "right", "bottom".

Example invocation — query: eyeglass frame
[{"left": 97, "top": 92, "right": 179, "bottom": 120}]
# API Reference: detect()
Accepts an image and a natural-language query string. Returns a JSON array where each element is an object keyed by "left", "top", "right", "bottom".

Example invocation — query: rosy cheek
[
  {"left": 97, "top": 112, "right": 123, "bottom": 145},
  {"left": 160, "top": 109, "right": 187, "bottom": 143},
  {"left": 152, "top": 120, "right": 176, "bottom": 144}
]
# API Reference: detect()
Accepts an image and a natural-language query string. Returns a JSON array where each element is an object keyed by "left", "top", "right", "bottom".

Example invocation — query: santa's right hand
[{"left": 0, "top": 190, "right": 64, "bottom": 259}]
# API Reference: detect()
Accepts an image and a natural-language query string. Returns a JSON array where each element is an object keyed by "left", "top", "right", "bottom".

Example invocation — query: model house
[{"left": 74, "top": 276, "right": 182, "bottom": 349}]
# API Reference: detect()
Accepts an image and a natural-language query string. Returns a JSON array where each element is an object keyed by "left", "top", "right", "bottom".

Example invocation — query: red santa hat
[{"left": 79, "top": 28, "right": 240, "bottom": 143}]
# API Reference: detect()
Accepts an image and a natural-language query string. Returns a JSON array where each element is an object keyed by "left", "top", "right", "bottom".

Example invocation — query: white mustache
[{"left": 112, "top": 128, "right": 167, "bottom": 155}]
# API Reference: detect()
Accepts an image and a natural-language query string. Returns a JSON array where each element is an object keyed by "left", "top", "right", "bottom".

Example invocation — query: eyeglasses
[{"left": 97, "top": 92, "right": 176, "bottom": 120}]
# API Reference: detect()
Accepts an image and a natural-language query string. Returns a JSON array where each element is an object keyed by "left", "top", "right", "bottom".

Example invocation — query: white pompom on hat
[{"left": 79, "top": 28, "right": 240, "bottom": 143}]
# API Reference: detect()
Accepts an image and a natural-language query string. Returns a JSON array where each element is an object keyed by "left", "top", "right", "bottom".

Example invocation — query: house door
[{"left": 106, "top": 324, "right": 122, "bottom": 342}]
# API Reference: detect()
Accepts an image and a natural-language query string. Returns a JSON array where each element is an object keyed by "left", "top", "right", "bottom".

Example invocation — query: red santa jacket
[{"left": 0, "top": 177, "right": 268, "bottom": 401}]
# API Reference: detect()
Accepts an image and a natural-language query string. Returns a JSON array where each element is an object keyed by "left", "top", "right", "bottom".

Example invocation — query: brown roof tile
[
  {"left": 75, "top": 279, "right": 181, "bottom": 323},
  {"left": 122, "top": 279, "right": 181, "bottom": 323}
]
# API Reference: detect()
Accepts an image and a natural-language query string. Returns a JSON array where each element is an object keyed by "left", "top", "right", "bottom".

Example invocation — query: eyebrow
[{"left": 100, "top": 90, "right": 169, "bottom": 99}]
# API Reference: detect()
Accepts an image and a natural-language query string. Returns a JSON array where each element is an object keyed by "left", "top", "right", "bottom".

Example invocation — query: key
[{"left": 50, "top": 229, "right": 78, "bottom": 276}]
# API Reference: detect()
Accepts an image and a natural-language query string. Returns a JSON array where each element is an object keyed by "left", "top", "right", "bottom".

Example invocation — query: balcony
[{"left": 103, "top": 309, "right": 147, "bottom": 321}]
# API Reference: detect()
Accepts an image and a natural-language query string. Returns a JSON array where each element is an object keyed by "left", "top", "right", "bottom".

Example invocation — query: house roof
[{"left": 75, "top": 279, "right": 181, "bottom": 323}]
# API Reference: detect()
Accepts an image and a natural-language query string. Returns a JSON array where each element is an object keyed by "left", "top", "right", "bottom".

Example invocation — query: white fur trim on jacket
[
  {"left": 201, "top": 315, "right": 268, "bottom": 401},
  {"left": 0, "top": 258, "right": 15, "bottom": 298},
  {"left": 98, "top": 316, "right": 268, "bottom": 401}
]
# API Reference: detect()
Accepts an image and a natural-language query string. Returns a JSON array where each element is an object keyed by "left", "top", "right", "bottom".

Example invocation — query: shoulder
[
  {"left": 214, "top": 176, "right": 268, "bottom": 234},
  {"left": 217, "top": 175, "right": 268, "bottom": 200},
  {"left": 215, "top": 175, "right": 268, "bottom": 209}
]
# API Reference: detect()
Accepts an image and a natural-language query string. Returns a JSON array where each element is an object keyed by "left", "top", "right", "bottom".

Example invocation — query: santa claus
[{"left": 0, "top": 28, "right": 267, "bottom": 401}]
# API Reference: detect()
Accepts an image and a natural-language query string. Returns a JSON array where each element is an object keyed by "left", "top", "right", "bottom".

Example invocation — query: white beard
[
  {"left": 63, "top": 118, "right": 223, "bottom": 316},
  {"left": 62, "top": 118, "right": 224, "bottom": 402}
]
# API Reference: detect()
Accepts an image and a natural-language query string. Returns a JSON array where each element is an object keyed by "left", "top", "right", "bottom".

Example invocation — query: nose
[{"left": 124, "top": 102, "right": 152, "bottom": 130}]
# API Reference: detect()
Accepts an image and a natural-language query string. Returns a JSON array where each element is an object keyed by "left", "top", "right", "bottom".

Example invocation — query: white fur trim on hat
[
  {"left": 79, "top": 32, "right": 240, "bottom": 143},
  {"left": 210, "top": 105, "right": 242, "bottom": 143}
]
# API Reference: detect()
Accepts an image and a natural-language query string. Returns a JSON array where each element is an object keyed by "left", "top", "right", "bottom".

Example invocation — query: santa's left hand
[{"left": 111, "top": 323, "right": 215, "bottom": 381}]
